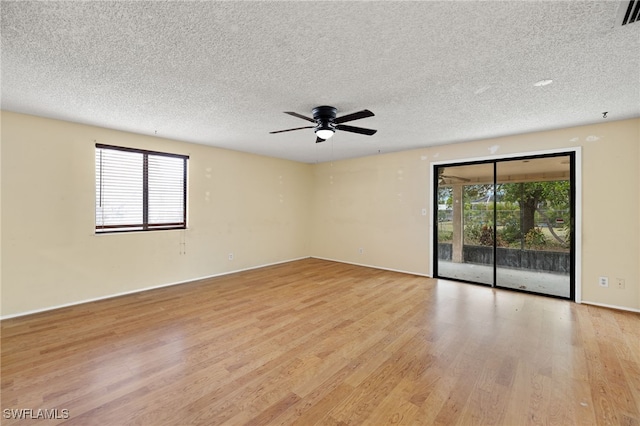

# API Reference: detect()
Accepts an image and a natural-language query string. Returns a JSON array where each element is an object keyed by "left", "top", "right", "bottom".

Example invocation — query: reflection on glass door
[
  {"left": 435, "top": 163, "right": 495, "bottom": 285},
  {"left": 434, "top": 154, "right": 574, "bottom": 299},
  {"left": 495, "top": 157, "right": 572, "bottom": 298}
]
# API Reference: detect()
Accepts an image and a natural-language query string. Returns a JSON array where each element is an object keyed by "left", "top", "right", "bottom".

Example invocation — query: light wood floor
[{"left": 2, "top": 258, "right": 639, "bottom": 425}]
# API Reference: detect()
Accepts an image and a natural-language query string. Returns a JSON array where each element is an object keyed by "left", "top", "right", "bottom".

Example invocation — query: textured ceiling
[{"left": 2, "top": 1, "right": 639, "bottom": 163}]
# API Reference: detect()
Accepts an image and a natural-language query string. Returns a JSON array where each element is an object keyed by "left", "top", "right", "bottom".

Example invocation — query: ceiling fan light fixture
[{"left": 315, "top": 126, "right": 334, "bottom": 140}]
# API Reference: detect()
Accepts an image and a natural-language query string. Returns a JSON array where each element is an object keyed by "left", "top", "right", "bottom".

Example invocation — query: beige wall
[
  {"left": 311, "top": 118, "right": 640, "bottom": 311},
  {"left": 2, "top": 112, "right": 639, "bottom": 316},
  {"left": 1, "top": 111, "right": 312, "bottom": 317}
]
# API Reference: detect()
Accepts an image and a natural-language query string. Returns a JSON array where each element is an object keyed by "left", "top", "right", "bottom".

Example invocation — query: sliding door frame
[{"left": 429, "top": 147, "right": 582, "bottom": 303}]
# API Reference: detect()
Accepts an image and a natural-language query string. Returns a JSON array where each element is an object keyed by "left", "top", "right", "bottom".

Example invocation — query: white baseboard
[
  {"left": 0, "top": 257, "right": 310, "bottom": 320},
  {"left": 311, "top": 256, "right": 430, "bottom": 278},
  {"left": 5, "top": 257, "right": 636, "bottom": 320},
  {"left": 580, "top": 300, "right": 640, "bottom": 313},
  {"left": 312, "top": 259, "right": 640, "bottom": 314}
]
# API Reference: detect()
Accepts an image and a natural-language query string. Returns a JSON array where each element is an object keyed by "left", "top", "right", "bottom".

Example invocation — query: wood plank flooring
[{"left": 2, "top": 258, "right": 639, "bottom": 425}]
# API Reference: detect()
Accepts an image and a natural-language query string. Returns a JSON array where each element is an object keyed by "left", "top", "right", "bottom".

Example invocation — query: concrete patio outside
[{"left": 437, "top": 261, "right": 570, "bottom": 298}]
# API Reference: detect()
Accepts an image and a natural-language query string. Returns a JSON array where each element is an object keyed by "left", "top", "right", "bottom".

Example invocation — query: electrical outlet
[
  {"left": 421, "top": 208, "right": 427, "bottom": 216},
  {"left": 228, "top": 253, "right": 234, "bottom": 261},
  {"left": 599, "top": 276, "right": 609, "bottom": 287},
  {"left": 358, "top": 248, "right": 363, "bottom": 255},
  {"left": 616, "top": 278, "right": 625, "bottom": 289}
]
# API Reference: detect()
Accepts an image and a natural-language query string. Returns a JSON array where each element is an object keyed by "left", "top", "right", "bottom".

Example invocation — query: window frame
[{"left": 95, "top": 143, "right": 188, "bottom": 234}]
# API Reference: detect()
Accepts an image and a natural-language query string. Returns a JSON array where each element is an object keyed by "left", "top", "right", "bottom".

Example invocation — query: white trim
[
  {"left": 430, "top": 147, "right": 582, "bottom": 302},
  {"left": 581, "top": 301, "right": 640, "bottom": 314},
  {"left": 0, "top": 257, "right": 309, "bottom": 320},
  {"left": 7, "top": 254, "right": 636, "bottom": 320},
  {"left": 429, "top": 146, "right": 582, "bottom": 167},
  {"left": 573, "top": 147, "right": 582, "bottom": 303},
  {"left": 311, "top": 256, "right": 430, "bottom": 278}
]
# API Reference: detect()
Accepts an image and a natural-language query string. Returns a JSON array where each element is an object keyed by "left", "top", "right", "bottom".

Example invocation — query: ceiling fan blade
[
  {"left": 315, "top": 136, "right": 326, "bottom": 143},
  {"left": 269, "top": 126, "right": 315, "bottom": 134},
  {"left": 284, "top": 111, "right": 315, "bottom": 123},
  {"left": 334, "top": 109, "right": 374, "bottom": 124},
  {"left": 336, "top": 124, "right": 377, "bottom": 136}
]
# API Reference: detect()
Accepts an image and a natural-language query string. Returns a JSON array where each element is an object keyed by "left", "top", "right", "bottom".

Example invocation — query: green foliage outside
[
  {"left": 524, "top": 227, "right": 547, "bottom": 249},
  {"left": 437, "top": 230, "right": 453, "bottom": 242},
  {"left": 437, "top": 180, "right": 571, "bottom": 252}
]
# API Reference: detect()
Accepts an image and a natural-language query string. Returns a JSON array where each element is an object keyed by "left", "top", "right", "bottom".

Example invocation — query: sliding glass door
[
  {"left": 495, "top": 156, "right": 572, "bottom": 298},
  {"left": 434, "top": 153, "right": 574, "bottom": 299},
  {"left": 435, "top": 162, "right": 495, "bottom": 286}
]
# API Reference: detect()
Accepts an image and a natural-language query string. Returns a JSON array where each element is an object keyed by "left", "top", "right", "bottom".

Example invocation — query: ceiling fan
[
  {"left": 438, "top": 168, "right": 471, "bottom": 184},
  {"left": 270, "top": 106, "right": 377, "bottom": 143}
]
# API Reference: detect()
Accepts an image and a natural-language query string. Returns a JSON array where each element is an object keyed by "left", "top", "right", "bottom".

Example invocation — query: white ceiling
[{"left": 2, "top": 1, "right": 639, "bottom": 163}]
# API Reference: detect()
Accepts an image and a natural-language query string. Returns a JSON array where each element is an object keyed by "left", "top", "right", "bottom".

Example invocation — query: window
[{"left": 95, "top": 144, "right": 188, "bottom": 233}]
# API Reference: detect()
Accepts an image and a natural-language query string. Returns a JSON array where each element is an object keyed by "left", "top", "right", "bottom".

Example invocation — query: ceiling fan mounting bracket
[{"left": 312, "top": 106, "right": 337, "bottom": 122}]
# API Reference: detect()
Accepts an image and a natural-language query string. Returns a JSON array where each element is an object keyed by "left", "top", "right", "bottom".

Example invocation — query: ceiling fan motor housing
[{"left": 312, "top": 106, "right": 337, "bottom": 132}]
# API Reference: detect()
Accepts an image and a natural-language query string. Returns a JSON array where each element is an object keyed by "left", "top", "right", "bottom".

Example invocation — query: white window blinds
[{"left": 95, "top": 144, "right": 188, "bottom": 233}]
